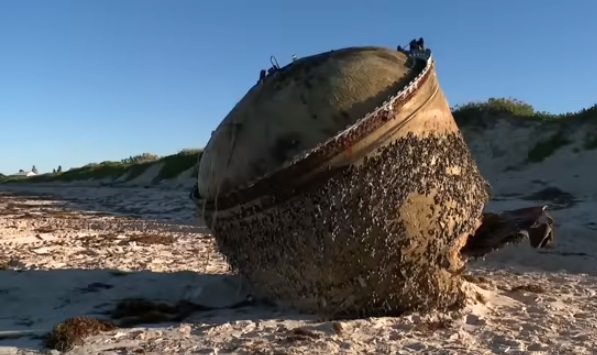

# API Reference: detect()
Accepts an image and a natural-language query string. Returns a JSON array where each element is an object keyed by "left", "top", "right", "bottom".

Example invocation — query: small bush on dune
[
  {"left": 120, "top": 152, "right": 160, "bottom": 165},
  {"left": 452, "top": 97, "right": 597, "bottom": 128},
  {"left": 452, "top": 97, "right": 548, "bottom": 127}
]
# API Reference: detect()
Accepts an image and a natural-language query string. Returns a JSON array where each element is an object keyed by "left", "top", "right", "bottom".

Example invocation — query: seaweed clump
[{"left": 44, "top": 317, "right": 117, "bottom": 352}]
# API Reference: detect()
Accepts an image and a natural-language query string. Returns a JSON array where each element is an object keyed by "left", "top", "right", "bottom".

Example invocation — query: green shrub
[
  {"left": 452, "top": 97, "right": 597, "bottom": 128},
  {"left": 527, "top": 131, "right": 572, "bottom": 163}
]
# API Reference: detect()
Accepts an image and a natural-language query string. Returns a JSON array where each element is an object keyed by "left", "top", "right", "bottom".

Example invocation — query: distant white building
[{"left": 11, "top": 171, "right": 37, "bottom": 177}]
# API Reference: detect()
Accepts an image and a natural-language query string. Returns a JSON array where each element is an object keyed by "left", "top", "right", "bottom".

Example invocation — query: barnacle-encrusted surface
[{"left": 197, "top": 46, "right": 489, "bottom": 317}]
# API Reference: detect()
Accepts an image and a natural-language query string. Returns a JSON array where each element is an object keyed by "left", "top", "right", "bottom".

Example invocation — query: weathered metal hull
[{"left": 197, "top": 48, "right": 489, "bottom": 317}]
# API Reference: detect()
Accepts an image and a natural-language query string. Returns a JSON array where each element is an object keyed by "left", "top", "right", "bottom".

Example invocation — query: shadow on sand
[
  {"left": 0, "top": 187, "right": 313, "bottom": 352},
  {"left": 0, "top": 268, "right": 315, "bottom": 352}
]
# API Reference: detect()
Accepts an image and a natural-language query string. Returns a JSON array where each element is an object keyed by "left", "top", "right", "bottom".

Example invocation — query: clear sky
[{"left": 1, "top": 1, "right": 595, "bottom": 174}]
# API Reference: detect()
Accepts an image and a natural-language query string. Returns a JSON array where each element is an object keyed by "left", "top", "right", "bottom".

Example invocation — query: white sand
[{"left": 1, "top": 173, "right": 597, "bottom": 354}]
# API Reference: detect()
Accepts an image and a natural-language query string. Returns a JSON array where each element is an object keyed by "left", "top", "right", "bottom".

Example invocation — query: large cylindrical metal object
[{"left": 195, "top": 46, "right": 489, "bottom": 318}]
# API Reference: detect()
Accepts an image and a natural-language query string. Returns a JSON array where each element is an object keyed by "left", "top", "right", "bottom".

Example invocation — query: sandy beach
[
  {"left": 2, "top": 1, "right": 596, "bottom": 353},
  {"left": 0, "top": 183, "right": 596, "bottom": 355}
]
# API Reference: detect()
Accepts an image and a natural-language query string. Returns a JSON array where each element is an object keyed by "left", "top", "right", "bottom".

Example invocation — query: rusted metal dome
[
  {"left": 194, "top": 45, "right": 490, "bottom": 318},
  {"left": 197, "top": 47, "right": 423, "bottom": 199}
]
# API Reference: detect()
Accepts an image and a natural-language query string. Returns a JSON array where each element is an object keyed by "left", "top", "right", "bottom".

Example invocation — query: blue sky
[{"left": 1, "top": 1, "right": 595, "bottom": 174}]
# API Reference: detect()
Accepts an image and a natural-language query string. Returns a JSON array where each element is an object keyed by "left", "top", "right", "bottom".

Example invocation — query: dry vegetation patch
[
  {"left": 509, "top": 284, "right": 546, "bottom": 294},
  {"left": 414, "top": 318, "right": 454, "bottom": 333}
]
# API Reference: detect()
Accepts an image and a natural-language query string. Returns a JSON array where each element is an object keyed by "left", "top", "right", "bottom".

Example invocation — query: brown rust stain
[
  {"left": 198, "top": 47, "right": 428, "bottom": 201},
  {"left": 200, "top": 61, "right": 437, "bottom": 213}
]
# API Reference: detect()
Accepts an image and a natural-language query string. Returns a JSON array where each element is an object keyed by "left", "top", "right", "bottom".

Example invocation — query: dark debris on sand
[
  {"left": 461, "top": 205, "right": 555, "bottom": 259},
  {"left": 44, "top": 317, "right": 117, "bottom": 352}
]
